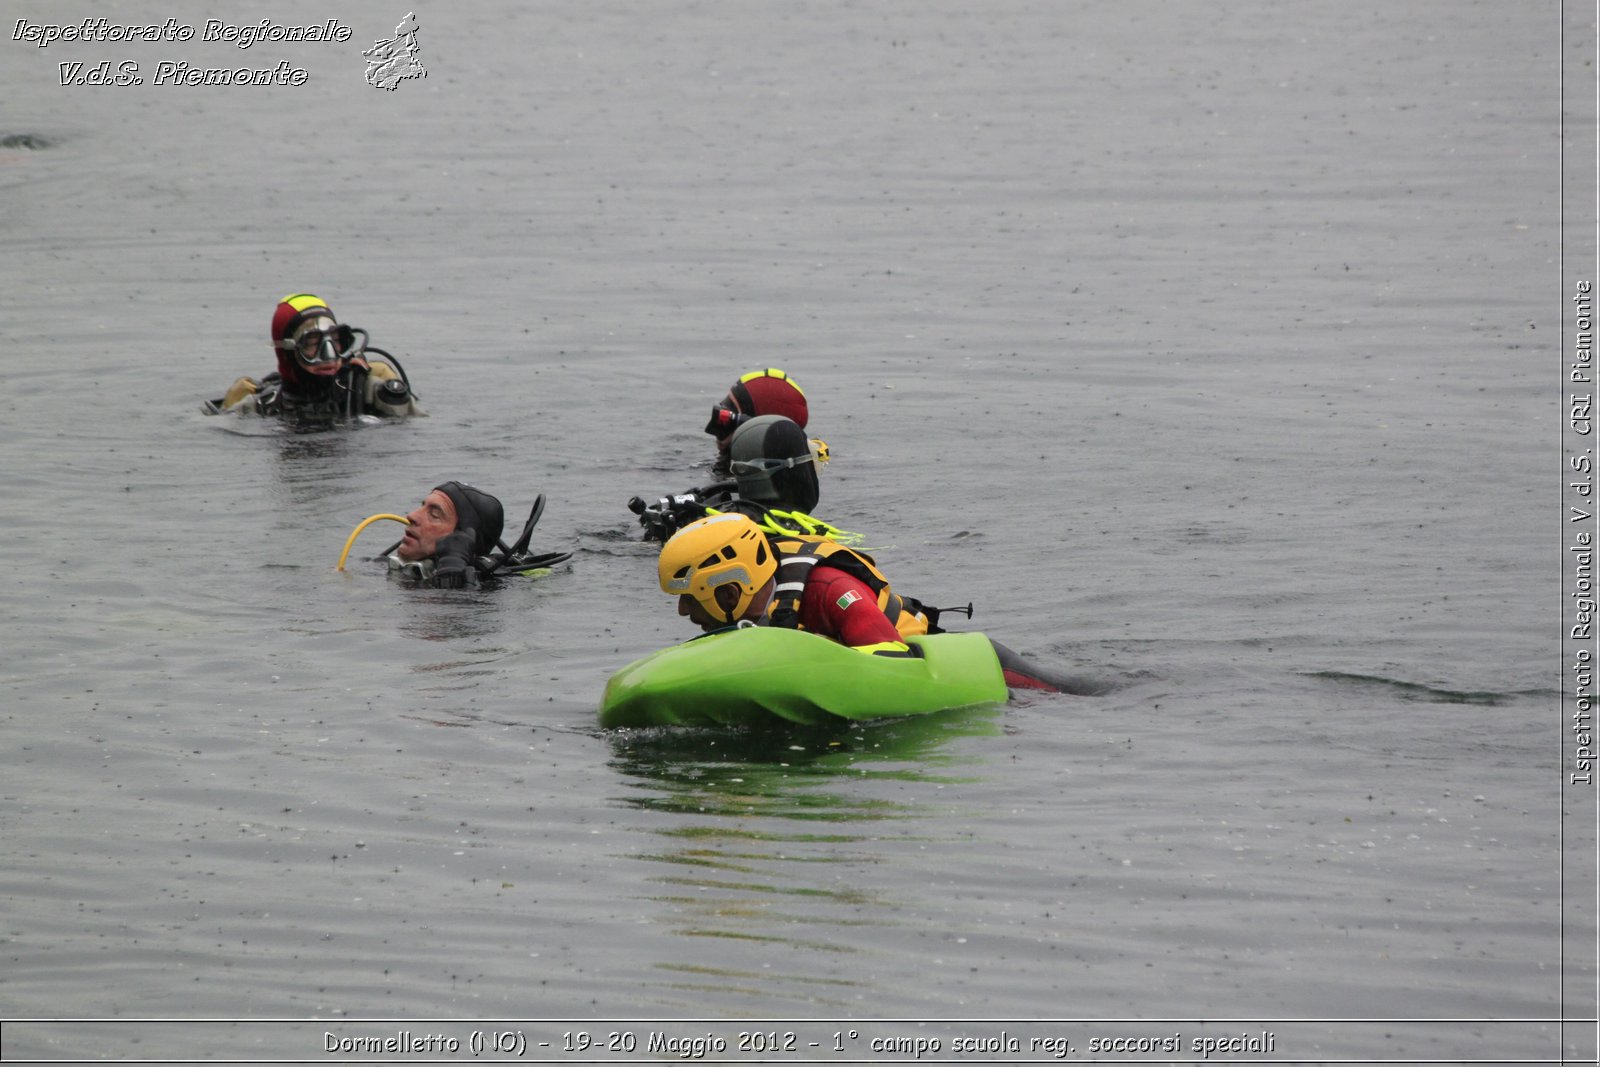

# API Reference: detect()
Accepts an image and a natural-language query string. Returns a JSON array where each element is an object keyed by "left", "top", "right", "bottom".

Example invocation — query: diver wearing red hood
[
  {"left": 205, "top": 293, "right": 425, "bottom": 420},
  {"left": 704, "top": 368, "right": 814, "bottom": 475}
]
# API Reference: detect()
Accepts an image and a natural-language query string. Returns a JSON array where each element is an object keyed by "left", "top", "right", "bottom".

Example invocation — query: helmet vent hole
[
  {"left": 720, "top": 546, "right": 737, "bottom": 561},
  {"left": 756, "top": 543, "right": 768, "bottom": 566}
]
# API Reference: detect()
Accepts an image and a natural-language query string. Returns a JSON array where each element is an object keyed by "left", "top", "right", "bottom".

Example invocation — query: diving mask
[
  {"left": 290, "top": 316, "right": 343, "bottom": 367},
  {"left": 704, "top": 401, "right": 748, "bottom": 439},
  {"left": 728, "top": 452, "right": 814, "bottom": 477}
]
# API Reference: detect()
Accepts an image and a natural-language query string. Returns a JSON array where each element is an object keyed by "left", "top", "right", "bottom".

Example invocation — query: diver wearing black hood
[
  {"left": 629, "top": 415, "right": 837, "bottom": 543},
  {"left": 381, "top": 481, "right": 570, "bottom": 588},
  {"left": 724, "top": 415, "right": 821, "bottom": 517}
]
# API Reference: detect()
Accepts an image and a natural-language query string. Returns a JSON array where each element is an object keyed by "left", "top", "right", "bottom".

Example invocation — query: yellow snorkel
[{"left": 336, "top": 513, "right": 409, "bottom": 571}]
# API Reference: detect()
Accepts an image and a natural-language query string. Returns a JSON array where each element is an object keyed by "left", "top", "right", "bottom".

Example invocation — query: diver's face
[{"left": 397, "top": 490, "right": 457, "bottom": 562}]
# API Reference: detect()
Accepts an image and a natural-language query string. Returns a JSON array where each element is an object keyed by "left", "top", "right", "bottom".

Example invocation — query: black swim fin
[
  {"left": 507, "top": 494, "right": 546, "bottom": 558},
  {"left": 485, "top": 494, "right": 572, "bottom": 575},
  {"left": 988, "top": 638, "right": 1109, "bottom": 696}
]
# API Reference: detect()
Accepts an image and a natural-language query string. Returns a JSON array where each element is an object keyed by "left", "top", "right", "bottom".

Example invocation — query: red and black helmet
[
  {"left": 270, "top": 293, "right": 335, "bottom": 350},
  {"left": 704, "top": 368, "right": 809, "bottom": 439}
]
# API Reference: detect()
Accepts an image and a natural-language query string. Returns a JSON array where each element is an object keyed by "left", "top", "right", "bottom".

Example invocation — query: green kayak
[{"left": 598, "top": 627, "right": 1009, "bottom": 729}]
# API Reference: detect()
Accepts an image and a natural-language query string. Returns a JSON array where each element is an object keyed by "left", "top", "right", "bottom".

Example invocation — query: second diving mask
[{"left": 704, "top": 402, "right": 749, "bottom": 439}]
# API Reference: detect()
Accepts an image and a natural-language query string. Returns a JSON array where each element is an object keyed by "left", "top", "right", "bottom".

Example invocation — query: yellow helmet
[{"left": 658, "top": 513, "right": 776, "bottom": 624}]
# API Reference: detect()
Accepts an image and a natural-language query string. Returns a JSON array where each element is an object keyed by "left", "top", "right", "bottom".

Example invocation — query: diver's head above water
[
  {"left": 726, "top": 414, "right": 821, "bottom": 513},
  {"left": 270, "top": 293, "right": 353, "bottom": 380},
  {"left": 396, "top": 481, "right": 504, "bottom": 563},
  {"left": 704, "top": 368, "right": 809, "bottom": 470}
]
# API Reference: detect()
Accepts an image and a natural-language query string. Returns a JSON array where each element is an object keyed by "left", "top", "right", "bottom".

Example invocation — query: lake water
[{"left": 0, "top": 1, "right": 1592, "bottom": 1063}]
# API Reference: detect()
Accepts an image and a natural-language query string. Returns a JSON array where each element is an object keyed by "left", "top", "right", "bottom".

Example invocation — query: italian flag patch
[{"left": 836, "top": 589, "right": 863, "bottom": 610}]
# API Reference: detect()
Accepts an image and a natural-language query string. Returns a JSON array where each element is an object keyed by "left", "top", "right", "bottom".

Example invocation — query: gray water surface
[{"left": 0, "top": 2, "right": 1588, "bottom": 1062}]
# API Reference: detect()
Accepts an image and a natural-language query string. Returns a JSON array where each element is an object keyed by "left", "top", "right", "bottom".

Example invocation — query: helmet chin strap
[{"left": 712, "top": 582, "right": 745, "bottom": 625}]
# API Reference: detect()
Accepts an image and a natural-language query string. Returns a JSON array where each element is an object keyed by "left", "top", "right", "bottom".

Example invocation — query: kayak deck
[{"left": 598, "top": 628, "right": 1008, "bottom": 729}]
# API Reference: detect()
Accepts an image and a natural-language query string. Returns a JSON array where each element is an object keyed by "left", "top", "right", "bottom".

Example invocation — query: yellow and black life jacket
[{"left": 765, "top": 535, "right": 930, "bottom": 639}]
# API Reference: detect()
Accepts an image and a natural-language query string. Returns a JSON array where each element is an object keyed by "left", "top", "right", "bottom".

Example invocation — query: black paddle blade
[{"left": 508, "top": 494, "right": 547, "bottom": 557}]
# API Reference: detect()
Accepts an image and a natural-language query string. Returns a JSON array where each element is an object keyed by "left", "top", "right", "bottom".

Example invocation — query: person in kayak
[
  {"left": 704, "top": 368, "right": 812, "bottom": 475},
  {"left": 204, "top": 293, "right": 424, "bottom": 420},
  {"left": 631, "top": 414, "right": 843, "bottom": 542},
  {"left": 659, "top": 512, "right": 914, "bottom": 654},
  {"left": 657, "top": 513, "right": 1096, "bottom": 693}
]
